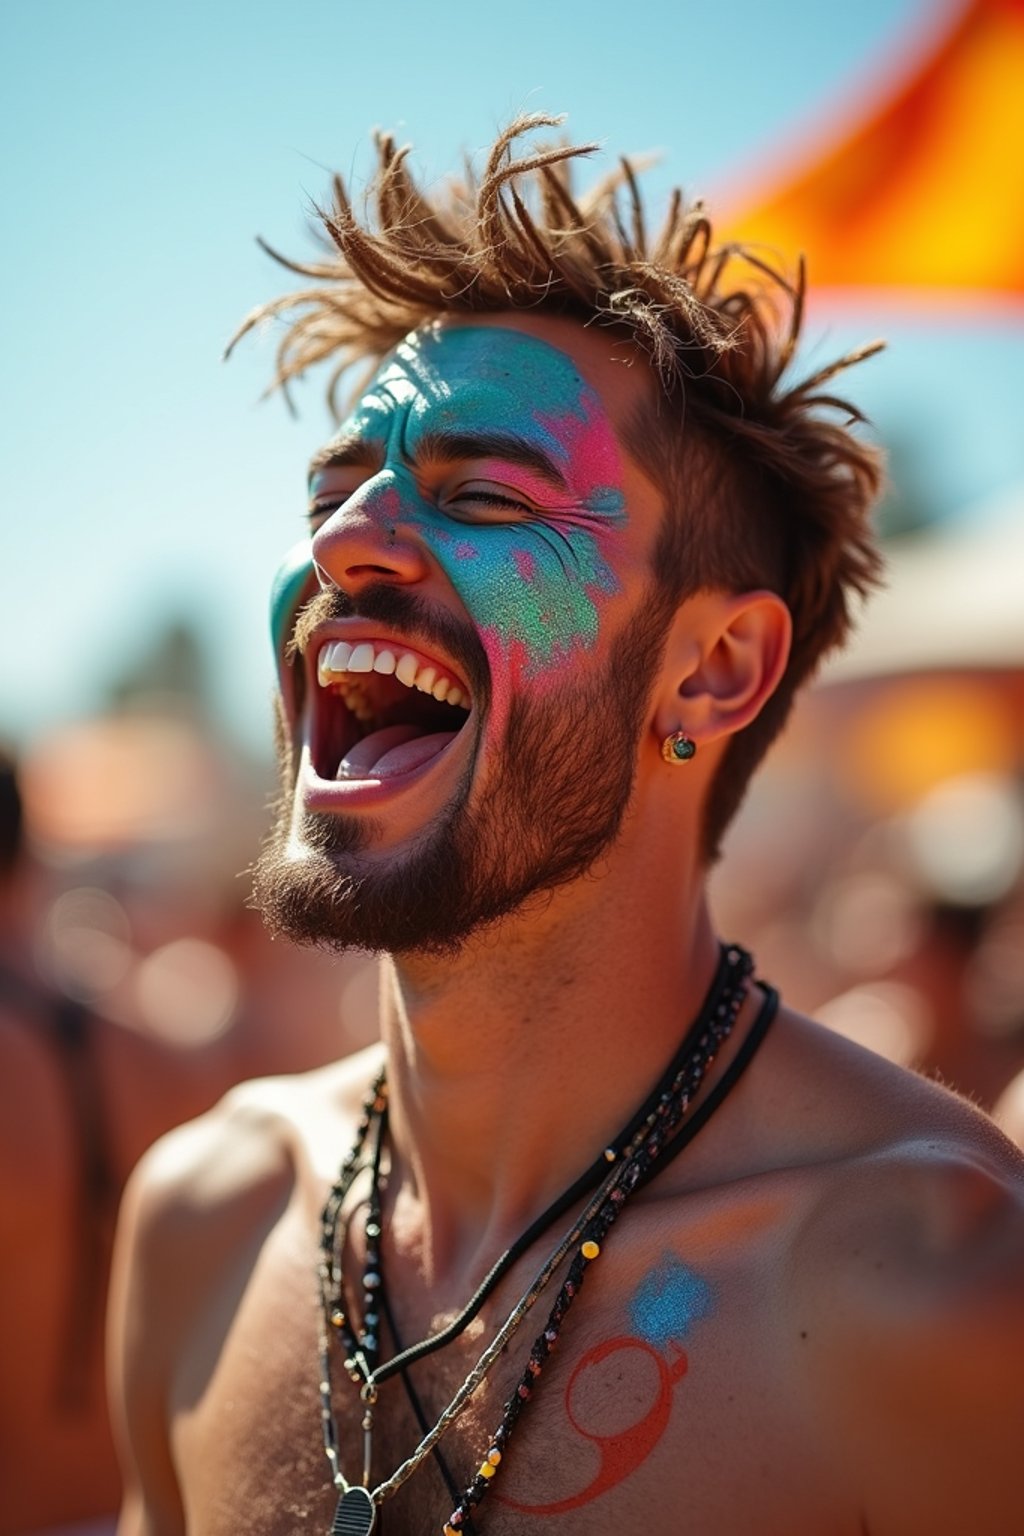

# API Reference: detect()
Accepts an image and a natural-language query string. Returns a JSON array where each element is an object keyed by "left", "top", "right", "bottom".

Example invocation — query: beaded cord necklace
[
  {"left": 323, "top": 943, "right": 742, "bottom": 1385},
  {"left": 317, "top": 945, "right": 777, "bottom": 1536}
]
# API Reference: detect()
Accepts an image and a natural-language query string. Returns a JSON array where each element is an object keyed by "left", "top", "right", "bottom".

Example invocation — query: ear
[{"left": 653, "top": 590, "right": 792, "bottom": 746}]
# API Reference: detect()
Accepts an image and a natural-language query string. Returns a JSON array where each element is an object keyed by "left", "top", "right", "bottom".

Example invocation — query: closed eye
[
  {"left": 307, "top": 496, "right": 350, "bottom": 530},
  {"left": 440, "top": 482, "right": 536, "bottom": 523},
  {"left": 307, "top": 471, "right": 373, "bottom": 530}
]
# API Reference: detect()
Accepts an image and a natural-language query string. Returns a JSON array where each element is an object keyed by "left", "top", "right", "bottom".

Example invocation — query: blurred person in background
[
  {"left": 715, "top": 662, "right": 1024, "bottom": 1112},
  {"left": 0, "top": 726, "right": 376, "bottom": 1536},
  {"left": 106, "top": 120, "right": 1024, "bottom": 1536}
]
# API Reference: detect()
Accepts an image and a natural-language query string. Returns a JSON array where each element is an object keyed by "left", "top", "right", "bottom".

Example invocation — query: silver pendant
[{"left": 331, "top": 1486, "right": 376, "bottom": 1536}]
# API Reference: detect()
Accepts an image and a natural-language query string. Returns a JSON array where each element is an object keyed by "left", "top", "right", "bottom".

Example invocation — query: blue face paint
[
  {"left": 270, "top": 537, "right": 314, "bottom": 665},
  {"left": 317, "top": 325, "right": 629, "bottom": 693},
  {"left": 628, "top": 1254, "right": 715, "bottom": 1350}
]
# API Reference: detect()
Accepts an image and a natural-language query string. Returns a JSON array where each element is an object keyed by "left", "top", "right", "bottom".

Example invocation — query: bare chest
[{"left": 169, "top": 1195, "right": 859, "bottom": 1536}]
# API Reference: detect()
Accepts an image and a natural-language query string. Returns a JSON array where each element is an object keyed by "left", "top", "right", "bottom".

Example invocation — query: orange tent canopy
[{"left": 720, "top": 0, "right": 1024, "bottom": 298}]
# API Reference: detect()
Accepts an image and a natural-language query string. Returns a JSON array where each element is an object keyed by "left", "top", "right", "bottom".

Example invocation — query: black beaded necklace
[{"left": 317, "top": 944, "right": 777, "bottom": 1536}]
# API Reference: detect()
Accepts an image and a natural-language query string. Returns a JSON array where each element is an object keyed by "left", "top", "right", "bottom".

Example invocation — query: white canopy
[{"left": 825, "top": 485, "right": 1024, "bottom": 681}]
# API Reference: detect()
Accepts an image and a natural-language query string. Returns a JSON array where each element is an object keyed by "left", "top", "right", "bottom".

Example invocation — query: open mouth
[{"left": 309, "top": 637, "right": 473, "bottom": 783}]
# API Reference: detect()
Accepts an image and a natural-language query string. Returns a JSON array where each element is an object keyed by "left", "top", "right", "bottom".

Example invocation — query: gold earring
[{"left": 661, "top": 730, "right": 696, "bottom": 764}]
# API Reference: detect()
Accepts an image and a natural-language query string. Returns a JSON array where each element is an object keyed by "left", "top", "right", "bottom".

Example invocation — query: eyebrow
[
  {"left": 308, "top": 428, "right": 570, "bottom": 494},
  {"left": 308, "top": 431, "right": 380, "bottom": 482},
  {"left": 414, "top": 431, "right": 569, "bottom": 494}
]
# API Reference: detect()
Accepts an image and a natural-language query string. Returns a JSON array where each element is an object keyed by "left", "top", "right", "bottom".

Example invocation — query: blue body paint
[{"left": 628, "top": 1254, "right": 715, "bottom": 1349}]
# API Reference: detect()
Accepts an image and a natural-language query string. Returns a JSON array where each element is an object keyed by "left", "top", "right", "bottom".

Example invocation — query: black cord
[
  {"left": 379, "top": 973, "right": 777, "bottom": 1536},
  {"left": 339, "top": 962, "right": 776, "bottom": 1536},
  {"left": 377, "top": 1285, "right": 472, "bottom": 1525},
  {"left": 635, "top": 981, "right": 779, "bottom": 1191},
  {"left": 373, "top": 942, "right": 748, "bottom": 1384}
]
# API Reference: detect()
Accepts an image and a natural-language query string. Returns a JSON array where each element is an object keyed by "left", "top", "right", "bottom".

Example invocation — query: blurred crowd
[
  {"left": 3, "top": 602, "right": 1024, "bottom": 1533},
  {"left": 0, "top": 713, "right": 378, "bottom": 1535},
  {"left": 714, "top": 665, "right": 1024, "bottom": 1131}
]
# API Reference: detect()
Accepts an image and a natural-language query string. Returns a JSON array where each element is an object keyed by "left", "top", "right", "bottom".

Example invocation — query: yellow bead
[
  {"left": 480, "top": 1461, "right": 497, "bottom": 1479},
  {"left": 444, "top": 1526, "right": 458, "bottom": 1535},
  {"left": 581, "top": 1240, "right": 600, "bottom": 1260},
  {"left": 487, "top": 1448, "right": 502, "bottom": 1466}
]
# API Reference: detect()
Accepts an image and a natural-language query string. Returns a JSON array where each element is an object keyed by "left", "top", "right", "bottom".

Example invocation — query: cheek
[
  {"left": 269, "top": 539, "right": 315, "bottom": 682},
  {"left": 423, "top": 522, "right": 621, "bottom": 692}
]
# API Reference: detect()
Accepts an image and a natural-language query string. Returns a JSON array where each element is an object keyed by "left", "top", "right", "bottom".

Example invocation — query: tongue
[{"left": 336, "top": 724, "right": 459, "bottom": 780}]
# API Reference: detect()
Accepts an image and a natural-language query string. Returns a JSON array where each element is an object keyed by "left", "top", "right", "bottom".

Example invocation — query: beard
[{"left": 251, "top": 581, "right": 677, "bottom": 958}]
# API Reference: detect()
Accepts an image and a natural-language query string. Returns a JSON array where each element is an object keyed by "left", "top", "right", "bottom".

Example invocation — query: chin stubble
[{"left": 250, "top": 582, "right": 676, "bottom": 957}]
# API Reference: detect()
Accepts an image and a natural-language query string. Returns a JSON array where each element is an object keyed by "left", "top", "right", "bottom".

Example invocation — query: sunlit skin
[
  {"left": 109, "top": 311, "right": 1024, "bottom": 1536},
  {"left": 276, "top": 318, "right": 675, "bottom": 862},
  {"left": 496, "top": 1256, "right": 713, "bottom": 1515}
]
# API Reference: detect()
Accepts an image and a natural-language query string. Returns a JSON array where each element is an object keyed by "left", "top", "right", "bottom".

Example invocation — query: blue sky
[{"left": 3, "top": 0, "right": 1021, "bottom": 755}]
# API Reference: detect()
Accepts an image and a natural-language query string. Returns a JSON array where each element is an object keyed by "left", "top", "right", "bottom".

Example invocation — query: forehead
[{"left": 349, "top": 318, "right": 649, "bottom": 456}]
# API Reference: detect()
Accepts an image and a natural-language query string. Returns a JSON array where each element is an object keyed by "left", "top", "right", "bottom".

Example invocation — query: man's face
[{"left": 253, "top": 317, "right": 673, "bottom": 954}]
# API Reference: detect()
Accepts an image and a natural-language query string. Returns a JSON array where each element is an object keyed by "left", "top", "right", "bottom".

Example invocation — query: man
[{"left": 108, "top": 117, "right": 1024, "bottom": 1535}]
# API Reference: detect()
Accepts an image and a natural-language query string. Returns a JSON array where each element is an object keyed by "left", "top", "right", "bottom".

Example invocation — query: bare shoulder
[
  {"left": 772, "top": 1011, "right": 1024, "bottom": 1534},
  {"left": 766, "top": 1005, "right": 1024, "bottom": 1315},
  {"left": 113, "top": 1046, "right": 370, "bottom": 1262},
  {"left": 107, "top": 1044, "right": 381, "bottom": 1536},
  {"left": 116, "top": 1038, "right": 382, "bottom": 1240}
]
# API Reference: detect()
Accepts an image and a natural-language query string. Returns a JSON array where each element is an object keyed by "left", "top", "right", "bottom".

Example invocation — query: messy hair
[{"left": 232, "top": 114, "right": 884, "bottom": 860}]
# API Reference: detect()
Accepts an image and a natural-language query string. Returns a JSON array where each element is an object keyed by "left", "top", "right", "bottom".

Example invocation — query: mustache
[{"left": 291, "top": 584, "right": 492, "bottom": 703}]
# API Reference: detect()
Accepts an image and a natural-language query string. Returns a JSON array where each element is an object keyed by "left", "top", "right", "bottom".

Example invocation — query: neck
[{"left": 379, "top": 835, "right": 720, "bottom": 1287}]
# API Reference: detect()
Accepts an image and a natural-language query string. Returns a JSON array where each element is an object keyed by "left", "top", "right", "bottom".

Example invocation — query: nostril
[
  {"left": 314, "top": 559, "right": 400, "bottom": 591},
  {"left": 349, "top": 564, "right": 404, "bottom": 579},
  {"left": 312, "top": 505, "right": 430, "bottom": 589}
]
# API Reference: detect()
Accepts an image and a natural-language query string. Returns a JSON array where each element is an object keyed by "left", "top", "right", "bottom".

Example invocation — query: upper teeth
[{"left": 317, "top": 639, "right": 468, "bottom": 710}]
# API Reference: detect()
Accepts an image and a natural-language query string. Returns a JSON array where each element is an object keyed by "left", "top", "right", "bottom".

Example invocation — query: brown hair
[{"left": 232, "top": 113, "right": 885, "bottom": 860}]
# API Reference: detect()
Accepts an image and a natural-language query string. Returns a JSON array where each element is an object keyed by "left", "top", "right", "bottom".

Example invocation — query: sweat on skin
[{"left": 271, "top": 325, "right": 630, "bottom": 730}]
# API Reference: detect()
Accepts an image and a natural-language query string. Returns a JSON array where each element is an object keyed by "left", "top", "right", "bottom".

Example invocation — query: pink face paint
[{"left": 512, "top": 548, "right": 537, "bottom": 582}]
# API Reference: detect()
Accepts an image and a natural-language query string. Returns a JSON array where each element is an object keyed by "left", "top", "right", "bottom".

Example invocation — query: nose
[{"left": 311, "top": 471, "right": 431, "bottom": 596}]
